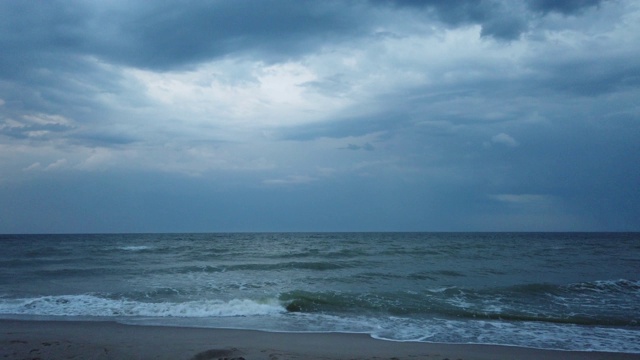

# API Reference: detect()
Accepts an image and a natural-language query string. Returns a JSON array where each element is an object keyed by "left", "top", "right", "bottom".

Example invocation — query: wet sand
[{"left": 2, "top": 320, "right": 639, "bottom": 360}]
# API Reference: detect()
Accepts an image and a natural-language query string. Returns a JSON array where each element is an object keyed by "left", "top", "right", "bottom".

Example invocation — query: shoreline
[{"left": 2, "top": 320, "right": 639, "bottom": 360}]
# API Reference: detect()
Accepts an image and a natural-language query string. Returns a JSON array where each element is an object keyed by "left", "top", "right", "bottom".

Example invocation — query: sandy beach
[{"left": 1, "top": 320, "right": 638, "bottom": 360}]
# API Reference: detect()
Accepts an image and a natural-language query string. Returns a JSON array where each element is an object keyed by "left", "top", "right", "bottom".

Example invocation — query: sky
[{"left": 1, "top": 0, "right": 639, "bottom": 233}]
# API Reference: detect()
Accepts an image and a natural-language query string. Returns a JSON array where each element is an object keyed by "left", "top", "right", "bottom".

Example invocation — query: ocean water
[{"left": 0, "top": 232, "right": 639, "bottom": 353}]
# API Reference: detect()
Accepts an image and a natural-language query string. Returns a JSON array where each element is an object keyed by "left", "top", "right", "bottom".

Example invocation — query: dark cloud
[
  {"left": 542, "top": 59, "right": 640, "bottom": 96},
  {"left": 479, "top": 14, "right": 528, "bottom": 40},
  {"left": 279, "top": 112, "right": 408, "bottom": 141},
  {"left": 370, "top": 0, "right": 607, "bottom": 40},
  {"left": 344, "top": 143, "right": 375, "bottom": 151},
  {"left": 526, "top": 0, "right": 604, "bottom": 15},
  {"left": 0, "top": 1, "right": 89, "bottom": 78},
  {"left": 100, "top": 0, "right": 369, "bottom": 69},
  {"left": 370, "top": 0, "right": 528, "bottom": 40},
  {"left": 0, "top": 0, "right": 365, "bottom": 72},
  {"left": 0, "top": 0, "right": 612, "bottom": 77}
]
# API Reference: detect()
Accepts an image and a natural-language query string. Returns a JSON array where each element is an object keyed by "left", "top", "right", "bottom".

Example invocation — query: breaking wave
[{"left": 0, "top": 295, "right": 284, "bottom": 318}]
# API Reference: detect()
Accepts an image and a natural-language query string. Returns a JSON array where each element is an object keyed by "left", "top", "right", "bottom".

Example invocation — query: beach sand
[{"left": 1, "top": 320, "right": 639, "bottom": 360}]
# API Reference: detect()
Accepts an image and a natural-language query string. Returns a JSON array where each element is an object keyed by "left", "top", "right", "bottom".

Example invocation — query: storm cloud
[{"left": 0, "top": 0, "right": 638, "bottom": 232}]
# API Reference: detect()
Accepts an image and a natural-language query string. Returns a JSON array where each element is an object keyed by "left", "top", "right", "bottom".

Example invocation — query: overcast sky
[{"left": 1, "top": 0, "right": 639, "bottom": 233}]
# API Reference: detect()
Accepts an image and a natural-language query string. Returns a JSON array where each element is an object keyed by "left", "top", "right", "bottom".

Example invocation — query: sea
[{"left": 0, "top": 232, "right": 639, "bottom": 353}]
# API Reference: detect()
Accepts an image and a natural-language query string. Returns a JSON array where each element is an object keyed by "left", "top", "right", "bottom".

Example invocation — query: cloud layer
[{"left": 1, "top": 0, "right": 639, "bottom": 232}]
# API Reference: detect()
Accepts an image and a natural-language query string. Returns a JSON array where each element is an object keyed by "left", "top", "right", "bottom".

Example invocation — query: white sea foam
[
  {"left": 0, "top": 295, "right": 285, "bottom": 318},
  {"left": 118, "top": 245, "right": 153, "bottom": 251},
  {"left": 368, "top": 317, "right": 640, "bottom": 353}
]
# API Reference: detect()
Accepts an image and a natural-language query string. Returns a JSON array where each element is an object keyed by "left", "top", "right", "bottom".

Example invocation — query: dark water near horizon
[{"left": 0, "top": 232, "right": 639, "bottom": 352}]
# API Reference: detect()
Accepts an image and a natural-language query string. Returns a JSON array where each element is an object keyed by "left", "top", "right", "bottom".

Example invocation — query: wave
[
  {"left": 3, "top": 279, "right": 636, "bottom": 328},
  {"left": 1, "top": 286, "right": 638, "bottom": 354},
  {"left": 161, "top": 261, "right": 360, "bottom": 274},
  {"left": 279, "top": 279, "right": 640, "bottom": 327},
  {"left": 0, "top": 295, "right": 285, "bottom": 318},
  {"left": 566, "top": 279, "right": 640, "bottom": 294},
  {"left": 264, "top": 247, "right": 372, "bottom": 260},
  {"left": 2, "top": 294, "right": 638, "bottom": 354},
  {"left": 117, "top": 245, "right": 153, "bottom": 252},
  {"left": 229, "top": 261, "right": 357, "bottom": 271}
]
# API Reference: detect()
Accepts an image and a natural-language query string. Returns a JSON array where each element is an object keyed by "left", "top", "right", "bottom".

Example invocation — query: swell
[
  {"left": 280, "top": 279, "right": 640, "bottom": 327},
  {"left": 145, "top": 260, "right": 363, "bottom": 275}
]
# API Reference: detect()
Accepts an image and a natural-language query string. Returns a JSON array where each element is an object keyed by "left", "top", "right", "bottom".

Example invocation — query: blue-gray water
[{"left": 1, "top": 233, "right": 638, "bottom": 352}]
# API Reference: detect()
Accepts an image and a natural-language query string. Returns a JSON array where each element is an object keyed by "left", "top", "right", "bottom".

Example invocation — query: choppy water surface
[{"left": 1, "top": 232, "right": 638, "bottom": 352}]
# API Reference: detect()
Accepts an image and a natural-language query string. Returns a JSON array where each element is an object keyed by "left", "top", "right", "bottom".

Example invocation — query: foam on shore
[{"left": 2, "top": 320, "right": 639, "bottom": 360}]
